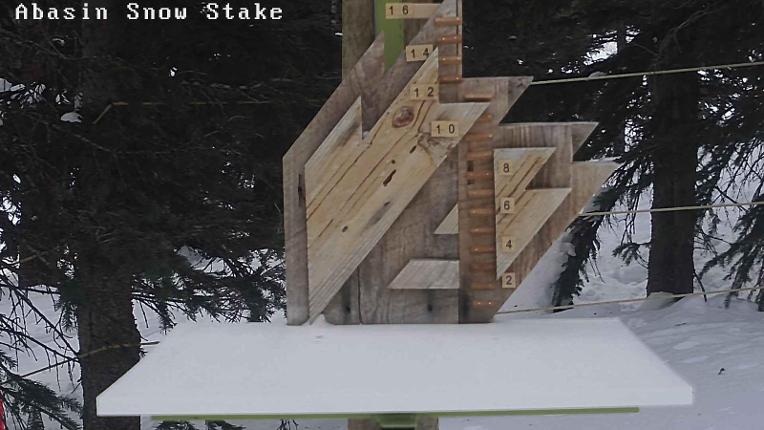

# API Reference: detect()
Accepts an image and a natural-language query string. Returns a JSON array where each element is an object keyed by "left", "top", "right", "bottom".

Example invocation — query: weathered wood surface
[
  {"left": 492, "top": 147, "right": 559, "bottom": 278},
  {"left": 287, "top": 1, "right": 460, "bottom": 326},
  {"left": 288, "top": 0, "right": 612, "bottom": 327},
  {"left": 349, "top": 77, "right": 531, "bottom": 324},
  {"left": 456, "top": 78, "right": 531, "bottom": 317},
  {"left": 570, "top": 122, "right": 598, "bottom": 156},
  {"left": 304, "top": 98, "right": 364, "bottom": 206},
  {"left": 342, "top": 0, "right": 376, "bottom": 77},
  {"left": 387, "top": 259, "right": 460, "bottom": 290},
  {"left": 351, "top": 151, "right": 462, "bottom": 324},
  {"left": 307, "top": 51, "right": 490, "bottom": 320},
  {"left": 434, "top": 204, "right": 458, "bottom": 234},
  {"left": 572, "top": 161, "right": 619, "bottom": 211},
  {"left": 462, "top": 123, "right": 617, "bottom": 322},
  {"left": 494, "top": 188, "right": 570, "bottom": 278},
  {"left": 283, "top": 33, "right": 386, "bottom": 326},
  {"left": 323, "top": 0, "right": 463, "bottom": 325},
  {"left": 363, "top": 0, "right": 459, "bottom": 129}
]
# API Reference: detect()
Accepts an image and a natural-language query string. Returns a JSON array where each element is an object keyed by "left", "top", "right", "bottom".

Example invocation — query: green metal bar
[
  {"left": 375, "top": 0, "right": 405, "bottom": 68},
  {"left": 151, "top": 406, "right": 640, "bottom": 422},
  {"left": 377, "top": 413, "right": 417, "bottom": 428}
]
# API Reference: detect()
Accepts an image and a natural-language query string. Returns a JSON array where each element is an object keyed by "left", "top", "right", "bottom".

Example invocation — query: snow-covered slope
[
  {"left": 2, "top": 205, "right": 762, "bottom": 430},
  {"left": 443, "top": 296, "right": 764, "bottom": 430}
]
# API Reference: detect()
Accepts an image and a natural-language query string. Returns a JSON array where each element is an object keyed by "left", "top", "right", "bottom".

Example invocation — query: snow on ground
[
  {"left": 441, "top": 296, "right": 764, "bottom": 430},
  {"left": 2, "top": 202, "right": 762, "bottom": 430}
]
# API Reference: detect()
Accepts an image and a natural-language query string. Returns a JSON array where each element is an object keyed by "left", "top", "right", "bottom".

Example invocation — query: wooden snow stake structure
[
  {"left": 96, "top": 3, "right": 693, "bottom": 430},
  {"left": 284, "top": 0, "right": 618, "bottom": 325}
]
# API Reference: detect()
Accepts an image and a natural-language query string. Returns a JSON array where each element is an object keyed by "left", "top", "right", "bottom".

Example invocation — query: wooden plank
[
  {"left": 572, "top": 161, "right": 618, "bottom": 212},
  {"left": 455, "top": 78, "right": 531, "bottom": 323},
  {"left": 304, "top": 98, "right": 364, "bottom": 206},
  {"left": 491, "top": 147, "right": 557, "bottom": 278},
  {"left": 365, "top": 0, "right": 458, "bottom": 128},
  {"left": 494, "top": 188, "right": 571, "bottom": 278},
  {"left": 570, "top": 122, "right": 598, "bottom": 157},
  {"left": 283, "top": 33, "right": 386, "bottom": 326},
  {"left": 354, "top": 151, "right": 461, "bottom": 324},
  {"left": 493, "top": 148, "right": 556, "bottom": 199},
  {"left": 461, "top": 123, "right": 573, "bottom": 322},
  {"left": 462, "top": 126, "right": 616, "bottom": 322},
  {"left": 306, "top": 51, "right": 490, "bottom": 320},
  {"left": 434, "top": 204, "right": 458, "bottom": 234},
  {"left": 323, "top": 0, "right": 461, "bottom": 325},
  {"left": 387, "top": 259, "right": 459, "bottom": 290}
]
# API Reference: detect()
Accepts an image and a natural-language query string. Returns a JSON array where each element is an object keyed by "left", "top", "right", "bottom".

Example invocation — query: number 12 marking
[{"left": 410, "top": 84, "right": 438, "bottom": 101}]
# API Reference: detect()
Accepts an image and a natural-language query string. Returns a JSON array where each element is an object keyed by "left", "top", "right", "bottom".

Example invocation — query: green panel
[
  {"left": 152, "top": 406, "right": 640, "bottom": 422},
  {"left": 375, "top": 0, "right": 405, "bottom": 68}
]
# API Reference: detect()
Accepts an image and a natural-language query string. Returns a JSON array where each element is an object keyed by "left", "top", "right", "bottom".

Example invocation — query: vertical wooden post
[
  {"left": 342, "top": 2, "right": 438, "bottom": 429},
  {"left": 342, "top": 0, "right": 375, "bottom": 77}
]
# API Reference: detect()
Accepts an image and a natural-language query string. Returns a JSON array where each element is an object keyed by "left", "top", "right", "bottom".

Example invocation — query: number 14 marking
[{"left": 406, "top": 44, "right": 433, "bottom": 62}]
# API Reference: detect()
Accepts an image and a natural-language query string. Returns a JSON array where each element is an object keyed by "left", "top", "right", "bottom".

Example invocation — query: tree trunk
[
  {"left": 76, "top": 2, "right": 142, "bottom": 429},
  {"left": 76, "top": 250, "right": 141, "bottom": 430},
  {"left": 646, "top": 71, "right": 699, "bottom": 295}
]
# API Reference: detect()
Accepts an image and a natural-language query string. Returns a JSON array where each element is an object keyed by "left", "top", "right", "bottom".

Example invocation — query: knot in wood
[{"left": 392, "top": 106, "right": 415, "bottom": 128}]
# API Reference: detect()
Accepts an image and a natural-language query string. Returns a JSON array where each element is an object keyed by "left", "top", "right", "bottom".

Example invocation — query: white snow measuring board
[{"left": 97, "top": 319, "right": 692, "bottom": 421}]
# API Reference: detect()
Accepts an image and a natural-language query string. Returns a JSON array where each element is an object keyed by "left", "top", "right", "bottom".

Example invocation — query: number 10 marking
[{"left": 431, "top": 121, "right": 459, "bottom": 137}]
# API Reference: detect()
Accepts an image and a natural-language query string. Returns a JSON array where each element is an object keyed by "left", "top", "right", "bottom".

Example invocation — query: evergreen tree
[
  {"left": 1, "top": 1, "right": 339, "bottom": 428},
  {"left": 466, "top": 0, "right": 763, "bottom": 304}
]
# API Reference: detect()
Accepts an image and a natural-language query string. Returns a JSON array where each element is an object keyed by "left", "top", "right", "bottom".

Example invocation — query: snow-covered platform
[{"left": 97, "top": 319, "right": 692, "bottom": 420}]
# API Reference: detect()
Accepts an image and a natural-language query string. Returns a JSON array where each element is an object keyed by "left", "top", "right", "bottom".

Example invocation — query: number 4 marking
[{"left": 500, "top": 236, "right": 515, "bottom": 253}]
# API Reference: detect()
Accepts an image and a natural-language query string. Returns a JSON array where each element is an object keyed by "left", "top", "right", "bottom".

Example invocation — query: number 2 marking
[{"left": 502, "top": 272, "right": 517, "bottom": 289}]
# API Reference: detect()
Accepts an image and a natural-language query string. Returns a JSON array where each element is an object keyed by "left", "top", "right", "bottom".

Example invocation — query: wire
[
  {"left": 0, "top": 341, "right": 160, "bottom": 385},
  {"left": 496, "top": 286, "right": 764, "bottom": 315},
  {"left": 530, "top": 60, "right": 764, "bottom": 86},
  {"left": 578, "top": 200, "right": 764, "bottom": 217}
]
